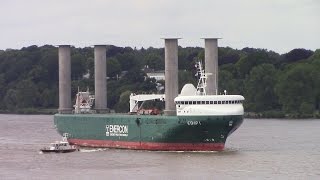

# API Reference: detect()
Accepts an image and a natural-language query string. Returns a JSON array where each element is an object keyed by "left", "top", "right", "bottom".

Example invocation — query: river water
[{"left": 0, "top": 114, "right": 319, "bottom": 180}]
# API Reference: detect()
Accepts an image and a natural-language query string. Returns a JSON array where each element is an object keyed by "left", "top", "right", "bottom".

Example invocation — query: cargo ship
[
  {"left": 54, "top": 60, "right": 244, "bottom": 151},
  {"left": 54, "top": 39, "right": 244, "bottom": 151}
]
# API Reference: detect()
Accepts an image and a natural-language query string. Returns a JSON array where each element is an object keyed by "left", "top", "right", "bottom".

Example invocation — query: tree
[
  {"left": 121, "top": 68, "right": 145, "bottom": 84},
  {"left": 145, "top": 53, "right": 164, "bottom": 70},
  {"left": 4, "top": 89, "right": 18, "bottom": 110},
  {"left": 114, "top": 90, "right": 132, "bottom": 112},
  {"left": 283, "top": 48, "right": 313, "bottom": 63},
  {"left": 244, "top": 64, "right": 279, "bottom": 112},
  {"left": 116, "top": 52, "right": 140, "bottom": 71},
  {"left": 107, "top": 57, "right": 121, "bottom": 78},
  {"left": 275, "top": 64, "right": 316, "bottom": 113},
  {"left": 139, "top": 78, "right": 157, "bottom": 93},
  {"left": 178, "top": 70, "right": 197, "bottom": 92},
  {"left": 14, "top": 79, "right": 40, "bottom": 108},
  {"left": 71, "top": 54, "right": 87, "bottom": 80},
  {"left": 236, "top": 49, "right": 279, "bottom": 78},
  {"left": 219, "top": 70, "right": 242, "bottom": 95}
]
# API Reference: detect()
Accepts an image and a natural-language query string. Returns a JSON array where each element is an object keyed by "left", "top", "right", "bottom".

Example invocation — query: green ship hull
[{"left": 54, "top": 114, "right": 243, "bottom": 151}]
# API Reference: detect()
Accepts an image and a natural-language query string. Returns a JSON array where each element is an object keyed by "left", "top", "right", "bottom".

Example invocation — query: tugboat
[{"left": 40, "top": 133, "right": 78, "bottom": 153}]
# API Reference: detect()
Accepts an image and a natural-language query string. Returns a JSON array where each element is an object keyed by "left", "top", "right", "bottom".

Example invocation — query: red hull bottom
[{"left": 68, "top": 139, "right": 225, "bottom": 151}]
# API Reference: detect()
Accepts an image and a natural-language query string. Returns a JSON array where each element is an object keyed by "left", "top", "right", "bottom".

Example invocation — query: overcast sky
[{"left": 0, "top": 0, "right": 319, "bottom": 53}]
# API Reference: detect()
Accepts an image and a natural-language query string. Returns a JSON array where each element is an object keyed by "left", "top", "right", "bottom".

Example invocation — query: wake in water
[{"left": 78, "top": 148, "right": 109, "bottom": 153}]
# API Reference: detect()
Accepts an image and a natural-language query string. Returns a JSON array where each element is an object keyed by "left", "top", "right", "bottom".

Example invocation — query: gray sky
[{"left": 0, "top": 0, "right": 319, "bottom": 53}]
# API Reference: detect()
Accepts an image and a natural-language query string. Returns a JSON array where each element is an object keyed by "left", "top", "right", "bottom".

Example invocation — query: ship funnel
[
  {"left": 203, "top": 38, "right": 220, "bottom": 95},
  {"left": 58, "top": 45, "right": 72, "bottom": 114},
  {"left": 163, "top": 38, "right": 180, "bottom": 116},
  {"left": 94, "top": 45, "right": 108, "bottom": 113}
]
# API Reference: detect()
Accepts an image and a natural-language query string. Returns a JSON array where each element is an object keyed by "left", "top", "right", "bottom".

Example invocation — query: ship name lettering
[
  {"left": 106, "top": 125, "right": 128, "bottom": 136},
  {"left": 187, "top": 121, "right": 201, "bottom": 125}
]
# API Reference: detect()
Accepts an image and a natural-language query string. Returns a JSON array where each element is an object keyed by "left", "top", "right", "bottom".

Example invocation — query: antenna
[{"left": 195, "top": 60, "right": 211, "bottom": 96}]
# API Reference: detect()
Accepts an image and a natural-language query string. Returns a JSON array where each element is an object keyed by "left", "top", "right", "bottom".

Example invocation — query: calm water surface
[{"left": 0, "top": 114, "right": 319, "bottom": 179}]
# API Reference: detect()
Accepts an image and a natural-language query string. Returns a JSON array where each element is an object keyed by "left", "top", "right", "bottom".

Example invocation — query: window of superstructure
[
  {"left": 214, "top": 101, "right": 217, "bottom": 104},
  {"left": 222, "top": 101, "right": 225, "bottom": 104},
  {"left": 229, "top": 101, "right": 231, "bottom": 104},
  {"left": 193, "top": 101, "right": 196, "bottom": 104},
  {"left": 206, "top": 101, "right": 209, "bottom": 104},
  {"left": 226, "top": 101, "right": 229, "bottom": 104},
  {"left": 197, "top": 101, "right": 200, "bottom": 104},
  {"left": 201, "top": 101, "right": 205, "bottom": 104},
  {"left": 218, "top": 101, "right": 221, "bottom": 104},
  {"left": 188, "top": 101, "right": 192, "bottom": 104},
  {"left": 210, "top": 101, "right": 213, "bottom": 104}
]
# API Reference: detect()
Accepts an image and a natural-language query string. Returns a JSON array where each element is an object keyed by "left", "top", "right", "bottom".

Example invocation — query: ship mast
[{"left": 195, "top": 61, "right": 211, "bottom": 96}]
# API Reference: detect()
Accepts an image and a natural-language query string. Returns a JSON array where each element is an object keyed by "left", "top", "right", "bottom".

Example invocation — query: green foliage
[
  {"left": 283, "top": 48, "right": 313, "bottom": 63},
  {"left": 236, "top": 49, "right": 280, "bottom": 78},
  {"left": 116, "top": 52, "right": 140, "bottom": 71},
  {"left": 145, "top": 53, "right": 164, "bottom": 71},
  {"left": 178, "top": 70, "right": 197, "bottom": 91},
  {"left": 261, "top": 110, "right": 285, "bottom": 118},
  {"left": 299, "top": 102, "right": 314, "bottom": 115},
  {"left": 107, "top": 57, "right": 121, "bottom": 78},
  {"left": 244, "top": 64, "right": 279, "bottom": 112},
  {"left": 219, "top": 70, "right": 242, "bottom": 95},
  {"left": 114, "top": 90, "right": 132, "bottom": 113},
  {"left": 275, "top": 63, "right": 318, "bottom": 113},
  {"left": 71, "top": 53, "right": 87, "bottom": 80}
]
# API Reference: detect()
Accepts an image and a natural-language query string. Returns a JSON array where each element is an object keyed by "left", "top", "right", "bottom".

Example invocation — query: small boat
[{"left": 40, "top": 133, "right": 78, "bottom": 153}]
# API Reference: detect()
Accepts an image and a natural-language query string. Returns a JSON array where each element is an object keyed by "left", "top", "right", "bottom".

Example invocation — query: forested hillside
[{"left": 0, "top": 45, "right": 319, "bottom": 118}]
